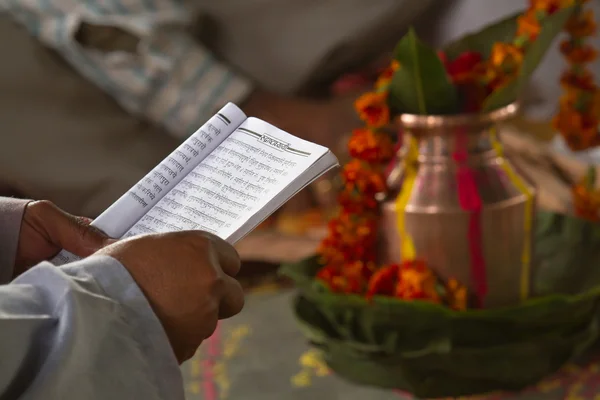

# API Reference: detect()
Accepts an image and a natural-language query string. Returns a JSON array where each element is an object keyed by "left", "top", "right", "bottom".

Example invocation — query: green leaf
[
  {"left": 483, "top": 6, "right": 576, "bottom": 111},
  {"left": 390, "top": 28, "right": 459, "bottom": 115},
  {"left": 443, "top": 12, "right": 522, "bottom": 60},
  {"left": 284, "top": 211, "right": 600, "bottom": 397},
  {"left": 518, "top": 7, "right": 575, "bottom": 80},
  {"left": 585, "top": 165, "right": 597, "bottom": 190}
]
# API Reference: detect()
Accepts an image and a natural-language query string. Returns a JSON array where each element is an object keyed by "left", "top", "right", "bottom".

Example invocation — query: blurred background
[{"left": 0, "top": 0, "right": 598, "bottom": 274}]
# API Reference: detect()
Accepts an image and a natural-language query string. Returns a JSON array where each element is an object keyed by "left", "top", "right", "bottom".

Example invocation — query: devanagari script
[{"left": 124, "top": 117, "right": 325, "bottom": 240}]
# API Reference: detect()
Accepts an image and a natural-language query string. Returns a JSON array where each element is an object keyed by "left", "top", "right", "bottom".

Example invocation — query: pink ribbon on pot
[{"left": 453, "top": 131, "right": 488, "bottom": 307}]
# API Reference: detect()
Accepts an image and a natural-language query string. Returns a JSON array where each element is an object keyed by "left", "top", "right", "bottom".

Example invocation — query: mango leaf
[
  {"left": 483, "top": 6, "right": 576, "bottom": 111},
  {"left": 389, "top": 28, "right": 459, "bottom": 115},
  {"left": 443, "top": 12, "right": 521, "bottom": 60}
]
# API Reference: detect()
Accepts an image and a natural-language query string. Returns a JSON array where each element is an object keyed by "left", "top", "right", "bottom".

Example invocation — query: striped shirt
[{"left": 1, "top": 0, "right": 253, "bottom": 139}]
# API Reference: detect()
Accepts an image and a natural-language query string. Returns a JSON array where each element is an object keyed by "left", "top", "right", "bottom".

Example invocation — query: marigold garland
[
  {"left": 315, "top": 0, "right": 599, "bottom": 310},
  {"left": 550, "top": 0, "right": 599, "bottom": 151},
  {"left": 573, "top": 166, "right": 600, "bottom": 221},
  {"left": 316, "top": 64, "right": 468, "bottom": 310}
]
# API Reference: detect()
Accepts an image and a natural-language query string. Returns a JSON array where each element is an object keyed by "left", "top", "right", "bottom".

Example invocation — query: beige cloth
[
  {"left": 197, "top": 0, "right": 433, "bottom": 94},
  {"left": 0, "top": 17, "right": 179, "bottom": 217},
  {"left": 1, "top": 0, "right": 597, "bottom": 235},
  {"left": 0, "top": 0, "right": 433, "bottom": 216}
]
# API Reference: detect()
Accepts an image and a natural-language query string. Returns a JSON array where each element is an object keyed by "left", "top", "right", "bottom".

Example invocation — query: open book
[{"left": 51, "top": 103, "right": 339, "bottom": 265}]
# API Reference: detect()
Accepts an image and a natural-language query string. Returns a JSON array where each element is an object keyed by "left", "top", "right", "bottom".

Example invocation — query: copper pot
[{"left": 379, "top": 103, "right": 537, "bottom": 308}]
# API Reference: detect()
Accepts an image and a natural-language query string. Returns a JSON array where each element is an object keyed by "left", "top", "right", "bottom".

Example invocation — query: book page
[
  {"left": 123, "top": 117, "right": 330, "bottom": 242},
  {"left": 51, "top": 103, "right": 246, "bottom": 265}
]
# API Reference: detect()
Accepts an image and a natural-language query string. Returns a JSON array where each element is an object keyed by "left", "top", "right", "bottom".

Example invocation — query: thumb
[{"left": 40, "top": 203, "right": 114, "bottom": 257}]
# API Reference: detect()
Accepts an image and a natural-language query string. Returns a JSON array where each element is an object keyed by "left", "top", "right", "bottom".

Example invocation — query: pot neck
[{"left": 400, "top": 124, "right": 497, "bottom": 160}]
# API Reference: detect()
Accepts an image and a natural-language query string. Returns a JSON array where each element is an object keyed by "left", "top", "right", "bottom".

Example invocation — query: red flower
[
  {"left": 366, "top": 264, "right": 399, "bottom": 299},
  {"left": 354, "top": 92, "right": 390, "bottom": 128},
  {"left": 347, "top": 128, "right": 395, "bottom": 164},
  {"left": 342, "top": 160, "right": 387, "bottom": 195},
  {"left": 443, "top": 51, "right": 484, "bottom": 84},
  {"left": 437, "top": 50, "right": 448, "bottom": 66},
  {"left": 338, "top": 187, "right": 379, "bottom": 214}
]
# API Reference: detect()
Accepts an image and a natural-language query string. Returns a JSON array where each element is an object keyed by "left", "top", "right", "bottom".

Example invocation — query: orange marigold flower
[
  {"left": 517, "top": 9, "right": 542, "bottom": 41},
  {"left": 529, "top": 0, "right": 561, "bottom": 14},
  {"left": 593, "top": 91, "right": 600, "bottom": 116},
  {"left": 316, "top": 264, "right": 340, "bottom": 283},
  {"left": 318, "top": 244, "right": 347, "bottom": 266},
  {"left": 560, "top": 40, "right": 598, "bottom": 64},
  {"left": 342, "top": 159, "right": 387, "bottom": 195},
  {"left": 446, "top": 278, "right": 468, "bottom": 311},
  {"left": 329, "top": 275, "right": 363, "bottom": 294},
  {"left": 316, "top": 264, "right": 365, "bottom": 294},
  {"left": 375, "top": 60, "right": 401, "bottom": 89},
  {"left": 560, "top": 69, "right": 597, "bottom": 92},
  {"left": 554, "top": 107, "right": 599, "bottom": 151},
  {"left": 366, "top": 264, "right": 399, "bottom": 299},
  {"left": 355, "top": 92, "right": 390, "bottom": 128},
  {"left": 395, "top": 260, "right": 440, "bottom": 303},
  {"left": 572, "top": 167, "right": 600, "bottom": 222},
  {"left": 490, "top": 43, "right": 524, "bottom": 74},
  {"left": 320, "top": 213, "right": 379, "bottom": 263},
  {"left": 344, "top": 260, "right": 377, "bottom": 282},
  {"left": 443, "top": 51, "right": 484, "bottom": 84},
  {"left": 347, "top": 128, "right": 395, "bottom": 164},
  {"left": 565, "top": 9, "right": 597, "bottom": 37},
  {"left": 337, "top": 187, "right": 379, "bottom": 214},
  {"left": 573, "top": 184, "right": 600, "bottom": 221}
]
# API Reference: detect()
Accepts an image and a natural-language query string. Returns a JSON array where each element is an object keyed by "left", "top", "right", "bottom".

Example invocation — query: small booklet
[{"left": 51, "top": 103, "right": 339, "bottom": 265}]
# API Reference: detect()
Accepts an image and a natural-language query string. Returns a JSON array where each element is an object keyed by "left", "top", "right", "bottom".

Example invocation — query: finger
[
  {"left": 199, "top": 232, "right": 241, "bottom": 277},
  {"left": 218, "top": 276, "right": 245, "bottom": 319},
  {"left": 33, "top": 202, "right": 114, "bottom": 257}
]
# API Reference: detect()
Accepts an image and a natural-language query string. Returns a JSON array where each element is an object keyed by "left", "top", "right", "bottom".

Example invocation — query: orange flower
[
  {"left": 375, "top": 60, "right": 401, "bottom": 89},
  {"left": 553, "top": 107, "right": 599, "bottom": 150},
  {"left": 560, "top": 69, "right": 597, "bottom": 92},
  {"left": 316, "top": 264, "right": 340, "bottom": 283},
  {"left": 316, "top": 264, "right": 363, "bottom": 294},
  {"left": 565, "top": 9, "right": 597, "bottom": 37},
  {"left": 342, "top": 159, "right": 387, "bottom": 195},
  {"left": 593, "top": 91, "right": 600, "bottom": 116},
  {"left": 572, "top": 167, "right": 600, "bottom": 222},
  {"left": 443, "top": 51, "right": 485, "bottom": 84},
  {"left": 366, "top": 264, "right": 399, "bottom": 299},
  {"left": 446, "top": 279, "right": 468, "bottom": 311},
  {"left": 529, "top": 0, "right": 561, "bottom": 14},
  {"left": 347, "top": 128, "right": 395, "bottom": 164},
  {"left": 395, "top": 260, "right": 440, "bottom": 302},
  {"left": 490, "top": 43, "right": 524, "bottom": 74},
  {"left": 320, "top": 213, "right": 379, "bottom": 263},
  {"left": 560, "top": 40, "right": 598, "bottom": 64},
  {"left": 354, "top": 92, "right": 390, "bottom": 128},
  {"left": 337, "top": 186, "right": 379, "bottom": 213},
  {"left": 517, "top": 9, "right": 542, "bottom": 41},
  {"left": 344, "top": 260, "right": 377, "bottom": 282}
]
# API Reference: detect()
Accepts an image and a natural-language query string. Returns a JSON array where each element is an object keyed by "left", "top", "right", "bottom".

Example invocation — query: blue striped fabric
[{"left": 1, "top": 0, "right": 253, "bottom": 138}]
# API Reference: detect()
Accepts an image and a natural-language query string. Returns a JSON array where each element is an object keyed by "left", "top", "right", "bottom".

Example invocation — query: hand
[
  {"left": 15, "top": 200, "right": 112, "bottom": 277},
  {"left": 242, "top": 90, "right": 361, "bottom": 155},
  {"left": 95, "top": 231, "right": 245, "bottom": 363}
]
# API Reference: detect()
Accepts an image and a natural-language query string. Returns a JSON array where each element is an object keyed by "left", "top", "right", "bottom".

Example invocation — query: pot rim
[{"left": 395, "top": 102, "right": 520, "bottom": 129}]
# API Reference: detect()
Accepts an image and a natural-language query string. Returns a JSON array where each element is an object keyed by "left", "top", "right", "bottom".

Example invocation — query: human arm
[
  {"left": 0, "top": 196, "right": 243, "bottom": 399},
  {"left": 5, "top": 8, "right": 254, "bottom": 140},
  {"left": 0, "top": 199, "right": 180, "bottom": 399},
  {"left": 0, "top": 257, "right": 184, "bottom": 400}
]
